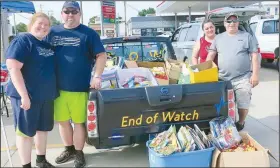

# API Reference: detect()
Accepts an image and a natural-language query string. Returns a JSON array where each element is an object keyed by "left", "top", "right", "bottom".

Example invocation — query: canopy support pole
[
  {"left": 1, "top": 12, "right": 9, "bottom": 63},
  {"left": 174, "top": 12, "right": 178, "bottom": 29},
  {"left": 188, "top": 6, "right": 191, "bottom": 23},
  {"left": 13, "top": 14, "right": 17, "bottom": 35}
]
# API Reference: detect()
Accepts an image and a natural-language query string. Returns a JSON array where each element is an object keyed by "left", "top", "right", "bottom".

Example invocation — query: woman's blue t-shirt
[
  {"left": 5, "top": 33, "right": 58, "bottom": 102},
  {"left": 45, "top": 24, "right": 105, "bottom": 92}
]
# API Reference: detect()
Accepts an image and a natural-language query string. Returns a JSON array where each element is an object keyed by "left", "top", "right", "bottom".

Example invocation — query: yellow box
[{"left": 189, "top": 60, "right": 218, "bottom": 84}]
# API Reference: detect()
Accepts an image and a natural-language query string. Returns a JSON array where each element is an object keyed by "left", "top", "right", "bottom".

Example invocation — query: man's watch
[{"left": 94, "top": 76, "right": 101, "bottom": 79}]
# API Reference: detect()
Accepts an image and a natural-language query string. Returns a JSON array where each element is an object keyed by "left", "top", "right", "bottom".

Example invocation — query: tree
[
  {"left": 16, "top": 22, "right": 27, "bottom": 32},
  {"left": 88, "top": 16, "right": 98, "bottom": 25},
  {"left": 49, "top": 16, "right": 61, "bottom": 26},
  {"left": 138, "top": 7, "right": 156, "bottom": 16}
]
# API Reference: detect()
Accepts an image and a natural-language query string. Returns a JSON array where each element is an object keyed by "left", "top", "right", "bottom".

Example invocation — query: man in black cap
[
  {"left": 207, "top": 13, "right": 260, "bottom": 131},
  {"left": 45, "top": 1, "right": 107, "bottom": 167}
]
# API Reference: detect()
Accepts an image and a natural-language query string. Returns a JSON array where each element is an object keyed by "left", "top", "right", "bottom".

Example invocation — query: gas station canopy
[
  {"left": 156, "top": 1, "right": 261, "bottom": 14},
  {"left": 1, "top": 1, "right": 36, "bottom": 63},
  {"left": 1, "top": 1, "right": 35, "bottom": 13}
]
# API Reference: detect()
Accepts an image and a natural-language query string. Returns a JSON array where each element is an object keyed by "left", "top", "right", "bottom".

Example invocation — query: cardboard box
[
  {"left": 124, "top": 60, "right": 138, "bottom": 68},
  {"left": 137, "top": 62, "right": 169, "bottom": 85},
  {"left": 189, "top": 60, "right": 218, "bottom": 84},
  {"left": 211, "top": 132, "right": 274, "bottom": 167},
  {"left": 165, "top": 59, "right": 185, "bottom": 81}
]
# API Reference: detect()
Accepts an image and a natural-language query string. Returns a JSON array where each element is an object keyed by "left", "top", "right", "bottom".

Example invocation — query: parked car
[
  {"left": 171, "top": 7, "right": 265, "bottom": 63},
  {"left": 249, "top": 18, "right": 279, "bottom": 64},
  {"left": 85, "top": 36, "right": 236, "bottom": 149}
]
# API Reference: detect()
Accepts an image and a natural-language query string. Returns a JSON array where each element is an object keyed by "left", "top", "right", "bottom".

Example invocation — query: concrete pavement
[{"left": 1, "top": 66, "right": 279, "bottom": 167}]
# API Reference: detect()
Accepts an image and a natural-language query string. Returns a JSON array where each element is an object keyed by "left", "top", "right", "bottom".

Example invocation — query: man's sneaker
[
  {"left": 55, "top": 149, "right": 76, "bottom": 164},
  {"left": 74, "top": 151, "right": 86, "bottom": 168},
  {"left": 36, "top": 159, "right": 55, "bottom": 168},
  {"left": 235, "top": 122, "right": 245, "bottom": 131}
]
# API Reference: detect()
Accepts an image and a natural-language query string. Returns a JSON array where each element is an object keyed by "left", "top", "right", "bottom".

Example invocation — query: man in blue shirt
[{"left": 45, "top": 1, "right": 107, "bottom": 167}]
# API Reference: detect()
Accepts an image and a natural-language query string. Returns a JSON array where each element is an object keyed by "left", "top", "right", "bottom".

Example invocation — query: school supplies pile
[
  {"left": 208, "top": 116, "right": 242, "bottom": 151},
  {"left": 116, "top": 68, "right": 159, "bottom": 88},
  {"left": 150, "top": 67, "right": 168, "bottom": 80},
  {"left": 121, "top": 75, "right": 153, "bottom": 88},
  {"left": 91, "top": 66, "right": 119, "bottom": 89},
  {"left": 223, "top": 140, "right": 257, "bottom": 152},
  {"left": 149, "top": 125, "right": 212, "bottom": 156}
]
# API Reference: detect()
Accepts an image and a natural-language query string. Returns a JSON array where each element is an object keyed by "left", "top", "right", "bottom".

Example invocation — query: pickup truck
[
  {"left": 85, "top": 36, "right": 236, "bottom": 149},
  {"left": 250, "top": 18, "right": 279, "bottom": 64}
]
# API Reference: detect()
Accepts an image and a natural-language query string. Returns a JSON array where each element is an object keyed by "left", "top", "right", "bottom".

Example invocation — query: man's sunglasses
[
  {"left": 63, "top": 10, "right": 79, "bottom": 15},
  {"left": 226, "top": 20, "right": 239, "bottom": 23}
]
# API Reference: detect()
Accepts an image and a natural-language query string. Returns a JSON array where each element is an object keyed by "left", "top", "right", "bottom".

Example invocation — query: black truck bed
[{"left": 86, "top": 81, "right": 234, "bottom": 149}]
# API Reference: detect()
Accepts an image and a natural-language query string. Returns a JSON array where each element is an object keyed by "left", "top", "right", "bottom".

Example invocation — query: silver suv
[{"left": 171, "top": 7, "right": 265, "bottom": 62}]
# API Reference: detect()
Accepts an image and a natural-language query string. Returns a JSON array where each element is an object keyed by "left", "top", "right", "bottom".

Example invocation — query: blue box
[{"left": 146, "top": 140, "right": 215, "bottom": 167}]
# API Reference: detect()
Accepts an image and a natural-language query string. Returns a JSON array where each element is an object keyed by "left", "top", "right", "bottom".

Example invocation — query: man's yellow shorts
[{"left": 54, "top": 90, "right": 88, "bottom": 123}]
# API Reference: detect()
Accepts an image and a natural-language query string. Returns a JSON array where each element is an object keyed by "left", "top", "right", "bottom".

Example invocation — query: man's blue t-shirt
[
  {"left": 45, "top": 24, "right": 105, "bottom": 92},
  {"left": 5, "top": 33, "right": 58, "bottom": 102}
]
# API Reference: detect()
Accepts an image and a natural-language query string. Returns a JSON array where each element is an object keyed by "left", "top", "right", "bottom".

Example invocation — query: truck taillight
[
  {"left": 88, "top": 122, "right": 96, "bottom": 131},
  {"left": 87, "top": 101, "right": 98, "bottom": 138},
  {"left": 88, "top": 101, "right": 95, "bottom": 112},
  {"left": 87, "top": 115, "right": 96, "bottom": 121},
  {"left": 228, "top": 89, "right": 236, "bottom": 121}
]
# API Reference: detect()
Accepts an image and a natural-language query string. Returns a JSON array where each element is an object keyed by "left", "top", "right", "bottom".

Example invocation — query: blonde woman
[{"left": 5, "top": 13, "right": 57, "bottom": 168}]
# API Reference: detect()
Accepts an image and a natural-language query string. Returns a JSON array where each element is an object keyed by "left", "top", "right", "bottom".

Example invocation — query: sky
[
  {"left": 7, "top": 1, "right": 277, "bottom": 35},
  {"left": 10, "top": 1, "right": 161, "bottom": 25}
]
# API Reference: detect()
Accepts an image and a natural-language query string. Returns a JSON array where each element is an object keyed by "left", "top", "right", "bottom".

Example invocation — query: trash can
[{"left": 146, "top": 140, "right": 215, "bottom": 167}]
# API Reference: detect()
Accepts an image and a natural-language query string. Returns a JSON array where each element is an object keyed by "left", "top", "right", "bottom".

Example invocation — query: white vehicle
[
  {"left": 100, "top": 36, "right": 108, "bottom": 40},
  {"left": 171, "top": 7, "right": 266, "bottom": 62},
  {"left": 249, "top": 18, "right": 279, "bottom": 63},
  {"left": 156, "top": 31, "right": 173, "bottom": 38}
]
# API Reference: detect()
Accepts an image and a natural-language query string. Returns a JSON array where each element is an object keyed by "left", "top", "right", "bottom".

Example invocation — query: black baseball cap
[{"left": 62, "top": 1, "right": 80, "bottom": 10}]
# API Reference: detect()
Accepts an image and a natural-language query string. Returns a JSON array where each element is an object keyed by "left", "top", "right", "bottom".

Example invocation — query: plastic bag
[
  {"left": 177, "top": 126, "right": 196, "bottom": 152},
  {"left": 209, "top": 116, "right": 242, "bottom": 151}
]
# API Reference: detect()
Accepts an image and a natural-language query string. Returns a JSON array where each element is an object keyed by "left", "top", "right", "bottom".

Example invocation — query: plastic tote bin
[
  {"left": 189, "top": 60, "right": 218, "bottom": 84},
  {"left": 146, "top": 141, "right": 215, "bottom": 167},
  {"left": 116, "top": 68, "right": 158, "bottom": 88}
]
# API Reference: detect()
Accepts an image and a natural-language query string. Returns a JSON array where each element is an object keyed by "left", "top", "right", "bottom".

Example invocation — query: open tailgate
[
  {"left": 90, "top": 81, "right": 231, "bottom": 139},
  {"left": 207, "top": 7, "right": 266, "bottom": 22}
]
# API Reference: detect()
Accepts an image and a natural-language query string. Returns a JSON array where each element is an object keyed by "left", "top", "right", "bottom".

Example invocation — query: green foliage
[
  {"left": 49, "top": 16, "right": 61, "bottom": 26},
  {"left": 138, "top": 8, "right": 156, "bottom": 16},
  {"left": 88, "top": 16, "right": 98, "bottom": 25},
  {"left": 16, "top": 22, "right": 27, "bottom": 32}
]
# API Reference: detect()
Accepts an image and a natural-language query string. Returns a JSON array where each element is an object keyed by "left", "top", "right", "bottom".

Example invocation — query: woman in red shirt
[{"left": 192, "top": 19, "right": 218, "bottom": 65}]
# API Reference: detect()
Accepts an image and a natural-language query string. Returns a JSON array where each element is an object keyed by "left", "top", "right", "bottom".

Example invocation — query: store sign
[
  {"left": 101, "top": 0, "right": 116, "bottom": 24},
  {"left": 105, "top": 29, "right": 115, "bottom": 37}
]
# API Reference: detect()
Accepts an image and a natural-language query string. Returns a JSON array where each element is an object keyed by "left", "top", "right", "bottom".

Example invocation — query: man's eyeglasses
[
  {"left": 63, "top": 10, "right": 79, "bottom": 15},
  {"left": 226, "top": 20, "right": 239, "bottom": 24}
]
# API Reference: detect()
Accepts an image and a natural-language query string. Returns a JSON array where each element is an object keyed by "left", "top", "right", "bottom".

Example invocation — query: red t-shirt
[{"left": 199, "top": 37, "right": 218, "bottom": 65}]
